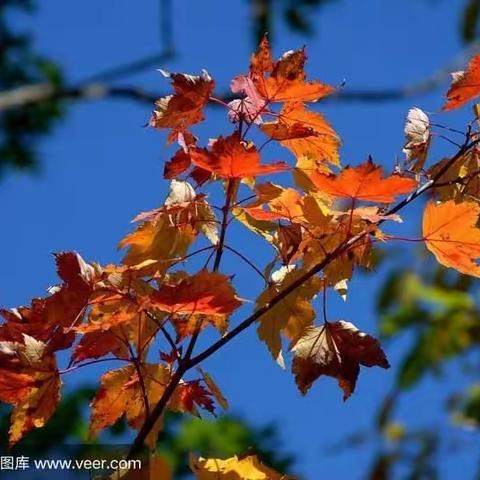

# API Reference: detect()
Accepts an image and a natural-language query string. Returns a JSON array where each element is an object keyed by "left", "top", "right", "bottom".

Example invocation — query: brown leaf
[{"left": 292, "top": 321, "right": 389, "bottom": 399}]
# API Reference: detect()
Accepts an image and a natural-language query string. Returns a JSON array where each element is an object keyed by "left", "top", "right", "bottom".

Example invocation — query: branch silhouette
[{"left": 1, "top": 41, "right": 479, "bottom": 112}]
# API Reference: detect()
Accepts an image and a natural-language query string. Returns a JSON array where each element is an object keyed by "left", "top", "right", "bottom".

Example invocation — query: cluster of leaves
[
  {"left": 3, "top": 36, "right": 480, "bottom": 477},
  {"left": 0, "top": 0, "right": 63, "bottom": 173}
]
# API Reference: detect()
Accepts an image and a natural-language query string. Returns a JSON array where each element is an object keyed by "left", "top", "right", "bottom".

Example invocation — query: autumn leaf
[
  {"left": 443, "top": 55, "right": 480, "bottom": 111},
  {"left": 242, "top": 182, "right": 304, "bottom": 222},
  {"left": 190, "top": 132, "right": 289, "bottom": 179},
  {"left": 170, "top": 380, "right": 215, "bottom": 415},
  {"left": 310, "top": 158, "right": 416, "bottom": 203},
  {"left": 144, "top": 271, "right": 242, "bottom": 316},
  {"left": 0, "top": 251, "right": 95, "bottom": 353},
  {"left": 72, "top": 330, "right": 129, "bottom": 364},
  {"left": 256, "top": 267, "right": 322, "bottom": 367},
  {"left": 231, "top": 207, "right": 277, "bottom": 243},
  {"left": 172, "top": 314, "right": 228, "bottom": 341},
  {"left": 166, "top": 180, "right": 219, "bottom": 244},
  {"left": 119, "top": 209, "right": 196, "bottom": 272},
  {"left": 403, "top": 107, "right": 431, "bottom": 172},
  {"left": 428, "top": 151, "right": 480, "bottom": 202},
  {"left": 7, "top": 355, "right": 61, "bottom": 445},
  {"left": 233, "top": 36, "right": 334, "bottom": 106},
  {"left": 0, "top": 370, "right": 33, "bottom": 404},
  {"left": 423, "top": 200, "right": 480, "bottom": 277},
  {"left": 198, "top": 367, "right": 228, "bottom": 410},
  {"left": 189, "top": 453, "right": 291, "bottom": 480},
  {"left": 291, "top": 321, "right": 390, "bottom": 399},
  {"left": 262, "top": 101, "right": 340, "bottom": 166},
  {"left": 90, "top": 364, "right": 170, "bottom": 438},
  {"left": 76, "top": 300, "right": 140, "bottom": 334},
  {"left": 150, "top": 70, "right": 215, "bottom": 134}
]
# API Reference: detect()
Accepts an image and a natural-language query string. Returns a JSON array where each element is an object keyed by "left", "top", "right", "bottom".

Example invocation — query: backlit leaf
[
  {"left": 423, "top": 200, "right": 480, "bottom": 277},
  {"left": 292, "top": 321, "right": 389, "bottom": 399}
]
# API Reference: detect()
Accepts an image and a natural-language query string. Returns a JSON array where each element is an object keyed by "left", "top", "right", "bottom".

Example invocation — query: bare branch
[{"left": 1, "top": 42, "right": 479, "bottom": 113}]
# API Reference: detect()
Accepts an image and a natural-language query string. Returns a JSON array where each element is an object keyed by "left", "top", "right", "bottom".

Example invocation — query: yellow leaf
[
  {"left": 256, "top": 268, "right": 322, "bottom": 367},
  {"left": 190, "top": 453, "right": 291, "bottom": 480}
]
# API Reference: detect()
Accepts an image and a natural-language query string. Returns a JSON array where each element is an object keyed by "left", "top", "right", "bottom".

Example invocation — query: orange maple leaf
[
  {"left": 310, "top": 158, "right": 416, "bottom": 203},
  {"left": 190, "top": 133, "right": 288, "bottom": 179},
  {"left": 150, "top": 70, "right": 215, "bottom": 134},
  {"left": 243, "top": 183, "right": 304, "bottom": 222},
  {"left": 233, "top": 36, "right": 334, "bottom": 105},
  {"left": 423, "top": 200, "right": 480, "bottom": 277},
  {"left": 144, "top": 271, "right": 242, "bottom": 316},
  {"left": 261, "top": 101, "right": 341, "bottom": 166},
  {"left": 292, "top": 321, "right": 389, "bottom": 399},
  {"left": 443, "top": 55, "right": 480, "bottom": 111},
  {"left": 0, "top": 370, "right": 33, "bottom": 404}
]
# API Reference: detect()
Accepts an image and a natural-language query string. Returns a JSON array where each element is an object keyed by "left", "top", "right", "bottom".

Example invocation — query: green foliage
[
  {"left": 377, "top": 262, "right": 480, "bottom": 389},
  {"left": 450, "top": 383, "right": 480, "bottom": 429},
  {"left": 158, "top": 413, "right": 294, "bottom": 478},
  {"left": 0, "top": 385, "right": 295, "bottom": 478}
]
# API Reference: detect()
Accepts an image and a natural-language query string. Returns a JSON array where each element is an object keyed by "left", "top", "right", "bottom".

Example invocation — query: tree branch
[
  {"left": 126, "top": 137, "right": 480, "bottom": 461},
  {"left": 1, "top": 42, "right": 479, "bottom": 113}
]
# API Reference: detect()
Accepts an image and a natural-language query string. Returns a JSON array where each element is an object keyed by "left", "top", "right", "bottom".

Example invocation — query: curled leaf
[{"left": 292, "top": 321, "right": 389, "bottom": 399}]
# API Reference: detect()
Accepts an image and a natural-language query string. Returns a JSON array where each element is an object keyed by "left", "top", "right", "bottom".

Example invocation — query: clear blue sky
[{"left": 1, "top": 1, "right": 478, "bottom": 478}]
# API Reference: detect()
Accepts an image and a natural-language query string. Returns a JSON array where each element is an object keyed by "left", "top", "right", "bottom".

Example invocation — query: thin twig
[{"left": 224, "top": 244, "right": 268, "bottom": 283}]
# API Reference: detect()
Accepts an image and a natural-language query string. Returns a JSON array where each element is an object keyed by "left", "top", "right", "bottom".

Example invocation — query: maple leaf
[
  {"left": 423, "top": 200, "right": 480, "bottom": 277},
  {"left": 172, "top": 314, "right": 228, "bottom": 341},
  {"left": 256, "top": 267, "right": 322, "bottom": 367},
  {"left": 72, "top": 330, "right": 129, "bottom": 364},
  {"left": 90, "top": 364, "right": 170, "bottom": 438},
  {"left": 5, "top": 354, "right": 61, "bottom": 445},
  {"left": 119, "top": 210, "right": 196, "bottom": 272},
  {"left": 443, "top": 55, "right": 480, "bottom": 111},
  {"left": 190, "top": 132, "right": 288, "bottom": 179},
  {"left": 131, "top": 180, "right": 219, "bottom": 250},
  {"left": 261, "top": 101, "right": 341, "bottom": 166},
  {"left": 291, "top": 321, "right": 390, "bottom": 399},
  {"left": 233, "top": 36, "right": 334, "bottom": 107},
  {"left": 150, "top": 70, "right": 215, "bottom": 134},
  {"left": 242, "top": 182, "right": 304, "bottom": 222},
  {"left": 429, "top": 150, "right": 480, "bottom": 202},
  {"left": 274, "top": 223, "right": 303, "bottom": 265},
  {"left": 198, "top": 367, "right": 228, "bottom": 410},
  {"left": 189, "top": 453, "right": 290, "bottom": 480},
  {"left": 144, "top": 271, "right": 242, "bottom": 316},
  {"left": 170, "top": 380, "right": 215, "bottom": 415},
  {"left": 403, "top": 107, "right": 431, "bottom": 172},
  {"left": 0, "top": 251, "right": 95, "bottom": 354},
  {"left": 231, "top": 207, "right": 277, "bottom": 243},
  {"left": 0, "top": 370, "right": 33, "bottom": 404},
  {"left": 310, "top": 158, "right": 416, "bottom": 203},
  {"left": 76, "top": 300, "right": 140, "bottom": 334}
]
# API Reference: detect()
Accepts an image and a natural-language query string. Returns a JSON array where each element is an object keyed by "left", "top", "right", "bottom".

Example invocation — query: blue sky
[{"left": 1, "top": 0, "right": 479, "bottom": 478}]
